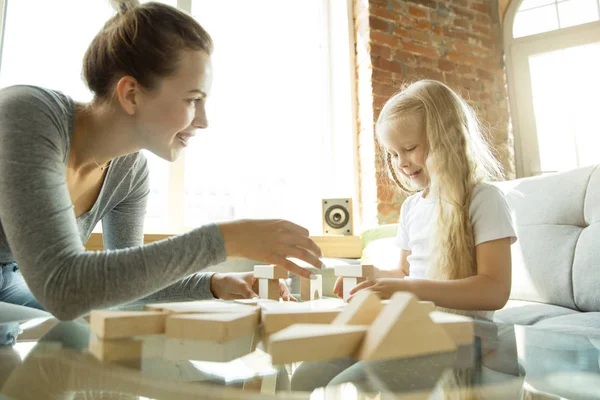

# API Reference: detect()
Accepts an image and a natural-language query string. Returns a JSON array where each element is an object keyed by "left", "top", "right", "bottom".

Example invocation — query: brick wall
[{"left": 355, "top": 0, "right": 514, "bottom": 227}]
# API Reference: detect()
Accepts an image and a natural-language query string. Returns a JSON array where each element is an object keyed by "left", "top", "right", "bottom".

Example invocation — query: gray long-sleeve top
[{"left": 0, "top": 85, "right": 227, "bottom": 320}]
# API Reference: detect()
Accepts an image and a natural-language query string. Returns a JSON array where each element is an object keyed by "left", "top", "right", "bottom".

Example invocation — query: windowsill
[{"left": 85, "top": 232, "right": 363, "bottom": 258}]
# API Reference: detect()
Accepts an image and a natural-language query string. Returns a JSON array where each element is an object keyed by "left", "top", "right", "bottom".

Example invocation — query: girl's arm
[
  {"left": 405, "top": 237, "right": 512, "bottom": 310},
  {"left": 350, "top": 238, "right": 511, "bottom": 310},
  {"left": 375, "top": 249, "right": 410, "bottom": 278}
]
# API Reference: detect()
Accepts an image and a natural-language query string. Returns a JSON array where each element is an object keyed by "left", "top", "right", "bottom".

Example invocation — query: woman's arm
[
  {"left": 350, "top": 238, "right": 512, "bottom": 310},
  {"left": 0, "top": 87, "right": 227, "bottom": 320}
]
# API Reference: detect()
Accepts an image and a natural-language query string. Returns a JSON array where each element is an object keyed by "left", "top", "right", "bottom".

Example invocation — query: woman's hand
[
  {"left": 210, "top": 272, "right": 296, "bottom": 301},
  {"left": 347, "top": 278, "right": 407, "bottom": 302},
  {"left": 218, "top": 219, "right": 323, "bottom": 279}
]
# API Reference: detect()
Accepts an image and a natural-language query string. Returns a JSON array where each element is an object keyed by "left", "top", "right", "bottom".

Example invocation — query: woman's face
[{"left": 135, "top": 50, "right": 213, "bottom": 162}]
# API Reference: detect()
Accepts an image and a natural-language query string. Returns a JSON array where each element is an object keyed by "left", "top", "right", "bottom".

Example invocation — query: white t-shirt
[{"left": 395, "top": 183, "right": 517, "bottom": 319}]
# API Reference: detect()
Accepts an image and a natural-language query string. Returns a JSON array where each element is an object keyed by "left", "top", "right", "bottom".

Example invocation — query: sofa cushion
[
  {"left": 495, "top": 300, "right": 577, "bottom": 326},
  {"left": 532, "top": 313, "right": 600, "bottom": 339},
  {"left": 496, "top": 165, "right": 600, "bottom": 311}
]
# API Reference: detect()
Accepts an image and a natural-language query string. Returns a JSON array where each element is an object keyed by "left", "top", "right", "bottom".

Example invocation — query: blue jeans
[{"left": 0, "top": 262, "right": 44, "bottom": 310}]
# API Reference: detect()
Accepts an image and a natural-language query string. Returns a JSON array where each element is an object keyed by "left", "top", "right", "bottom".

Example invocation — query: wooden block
[
  {"left": 383, "top": 299, "right": 437, "bottom": 314},
  {"left": 233, "top": 298, "right": 278, "bottom": 306},
  {"left": 144, "top": 300, "right": 255, "bottom": 314},
  {"left": 262, "top": 309, "right": 342, "bottom": 333},
  {"left": 259, "top": 279, "right": 280, "bottom": 300},
  {"left": 90, "top": 310, "right": 168, "bottom": 339},
  {"left": 254, "top": 265, "right": 289, "bottom": 279},
  {"left": 165, "top": 334, "right": 255, "bottom": 362},
  {"left": 300, "top": 274, "right": 323, "bottom": 300},
  {"left": 88, "top": 338, "right": 142, "bottom": 362},
  {"left": 334, "top": 264, "right": 375, "bottom": 278},
  {"left": 333, "top": 290, "right": 383, "bottom": 326},
  {"left": 430, "top": 311, "right": 474, "bottom": 345},
  {"left": 268, "top": 324, "right": 367, "bottom": 364},
  {"left": 343, "top": 277, "right": 357, "bottom": 300},
  {"left": 311, "top": 235, "right": 362, "bottom": 258},
  {"left": 166, "top": 310, "right": 260, "bottom": 343},
  {"left": 418, "top": 301, "right": 436, "bottom": 314},
  {"left": 356, "top": 292, "right": 456, "bottom": 361}
]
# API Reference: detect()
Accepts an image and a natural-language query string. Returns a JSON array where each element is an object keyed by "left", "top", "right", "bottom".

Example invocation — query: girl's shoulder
[{"left": 472, "top": 182, "right": 506, "bottom": 202}]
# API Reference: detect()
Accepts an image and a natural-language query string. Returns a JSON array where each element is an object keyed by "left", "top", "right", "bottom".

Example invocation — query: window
[
  {"left": 0, "top": 0, "right": 356, "bottom": 235},
  {"left": 505, "top": 0, "right": 600, "bottom": 177},
  {"left": 513, "top": 0, "right": 600, "bottom": 38}
]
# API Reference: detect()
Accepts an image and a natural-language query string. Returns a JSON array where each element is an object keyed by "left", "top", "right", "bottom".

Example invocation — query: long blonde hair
[{"left": 376, "top": 80, "right": 503, "bottom": 281}]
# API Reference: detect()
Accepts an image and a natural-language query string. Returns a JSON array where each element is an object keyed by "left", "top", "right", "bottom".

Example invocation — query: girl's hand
[
  {"left": 333, "top": 276, "right": 366, "bottom": 298},
  {"left": 218, "top": 219, "right": 323, "bottom": 279},
  {"left": 347, "top": 278, "right": 407, "bottom": 301},
  {"left": 210, "top": 272, "right": 296, "bottom": 301}
]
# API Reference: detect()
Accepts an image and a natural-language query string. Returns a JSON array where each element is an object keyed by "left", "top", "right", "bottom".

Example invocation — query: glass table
[{"left": 1, "top": 307, "right": 599, "bottom": 399}]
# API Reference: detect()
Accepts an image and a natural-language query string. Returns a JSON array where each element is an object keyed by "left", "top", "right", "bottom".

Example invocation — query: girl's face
[
  {"left": 379, "top": 115, "right": 430, "bottom": 190},
  {"left": 135, "top": 50, "right": 213, "bottom": 162}
]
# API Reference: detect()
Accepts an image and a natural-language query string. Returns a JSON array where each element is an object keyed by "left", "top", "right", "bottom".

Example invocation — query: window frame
[{"left": 504, "top": 0, "right": 600, "bottom": 177}]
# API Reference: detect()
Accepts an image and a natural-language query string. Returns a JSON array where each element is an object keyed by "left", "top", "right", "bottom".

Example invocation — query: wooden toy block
[
  {"left": 259, "top": 278, "right": 280, "bottom": 300},
  {"left": 165, "top": 310, "right": 259, "bottom": 343},
  {"left": 165, "top": 334, "right": 255, "bottom": 362},
  {"left": 268, "top": 324, "right": 368, "bottom": 364},
  {"left": 356, "top": 292, "right": 456, "bottom": 361},
  {"left": 334, "top": 264, "right": 375, "bottom": 278},
  {"left": 418, "top": 301, "right": 436, "bottom": 313},
  {"left": 343, "top": 277, "right": 358, "bottom": 300},
  {"left": 333, "top": 290, "right": 383, "bottom": 326},
  {"left": 233, "top": 298, "right": 278, "bottom": 306},
  {"left": 254, "top": 265, "right": 289, "bottom": 279},
  {"left": 90, "top": 310, "right": 168, "bottom": 339},
  {"left": 300, "top": 274, "right": 323, "bottom": 300},
  {"left": 144, "top": 300, "right": 256, "bottom": 314},
  {"left": 88, "top": 338, "right": 142, "bottom": 362},
  {"left": 262, "top": 309, "right": 342, "bottom": 333},
  {"left": 382, "top": 299, "right": 436, "bottom": 314},
  {"left": 429, "top": 311, "right": 474, "bottom": 345}
]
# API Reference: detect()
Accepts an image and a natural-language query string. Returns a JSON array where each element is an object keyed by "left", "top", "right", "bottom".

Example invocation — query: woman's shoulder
[{"left": 0, "top": 85, "right": 73, "bottom": 118}]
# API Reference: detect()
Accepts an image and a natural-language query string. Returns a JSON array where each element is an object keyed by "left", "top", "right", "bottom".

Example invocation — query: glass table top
[{"left": 1, "top": 305, "right": 599, "bottom": 400}]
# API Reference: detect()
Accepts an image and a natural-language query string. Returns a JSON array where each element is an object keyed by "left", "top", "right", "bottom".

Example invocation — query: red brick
[
  {"left": 450, "top": 5, "right": 475, "bottom": 20},
  {"left": 409, "top": 6, "right": 428, "bottom": 18},
  {"left": 371, "top": 43, "right": 392, "bottom": 59},
  {"left": 401, "top": 42, "right": 439, "bottom": 58},
  {"left": 415, "top": 19, "right": 430, "bottom": 30},
  {"left": 394, "top": 27, "right": 409, "bottom": 37},
  {"left": 372, "top": 57, "right": 403, "bottom": 74},
  {"left": 453, "top": 18, "right": 469, "bottom": 30},
  {"left": 438, "top": 59, "right": 455, "bottom": 72},
  {"left": 431, "top": 23, "right": 442, "bottom": 35},
  {"left": 370, "top": 16, "right": 394, "bottom": 34},
  {"left": 457, "top": 64, "right": 474, "bottom": 74},
  {"left": 370, "top": 31, "right": 400, "bottom": 47},
  {"left": 405, "top": 0, "right": 436, "bottom": 9},
  {"left": 447, "top": 51, "right": 481, "bottom": 67},
  {"left": 471, "top": 2, "right": 488, "bottom": 14},
  {"left": 472, "top": 24, "right": 490, "bottom": 36},
  {"left": 409, "top": 29, "right": 430, "bottom": 44},
  {"left": 370, "top": 5, "right": 397, "bottom": 21},
  {"left": 475, "top": 14, "right": 491, "bottom": 25},
  {"left": 476, "top": 68, "right": 494, "bottom": 81}
]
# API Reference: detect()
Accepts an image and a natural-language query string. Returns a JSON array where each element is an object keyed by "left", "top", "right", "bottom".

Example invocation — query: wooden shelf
[{"left": 85, "top": 233, "right": 363, "bottom": 259}]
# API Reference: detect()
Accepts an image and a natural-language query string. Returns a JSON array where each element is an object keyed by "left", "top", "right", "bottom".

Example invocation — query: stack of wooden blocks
[
  {"left": 88, "top": 285, "right": 473, "bottom": 367},
  {"left": 334, "top": 264, "right": 375, "bottom": 300}
]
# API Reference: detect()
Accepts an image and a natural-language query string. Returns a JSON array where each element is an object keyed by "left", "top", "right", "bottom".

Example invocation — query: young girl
[
  {"left": 0, "top": 1, "right": 322, "bottom": 321},
  {"left": 335, "top": 80, "right": 516, "bottom": 318}
]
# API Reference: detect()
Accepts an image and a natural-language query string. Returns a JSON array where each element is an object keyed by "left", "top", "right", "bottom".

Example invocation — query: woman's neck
[{"left": 69, "top": 101, "right": 142, "bottom": 172}]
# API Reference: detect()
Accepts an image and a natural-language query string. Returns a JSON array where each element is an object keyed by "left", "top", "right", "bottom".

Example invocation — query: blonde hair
[{"left": 376, "top": 80, "right": 503, "bottom": 283}]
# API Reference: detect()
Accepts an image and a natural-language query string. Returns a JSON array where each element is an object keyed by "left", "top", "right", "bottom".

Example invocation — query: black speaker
[{"left": 322, "top": 198, "right": 353, "bottom": 235}]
